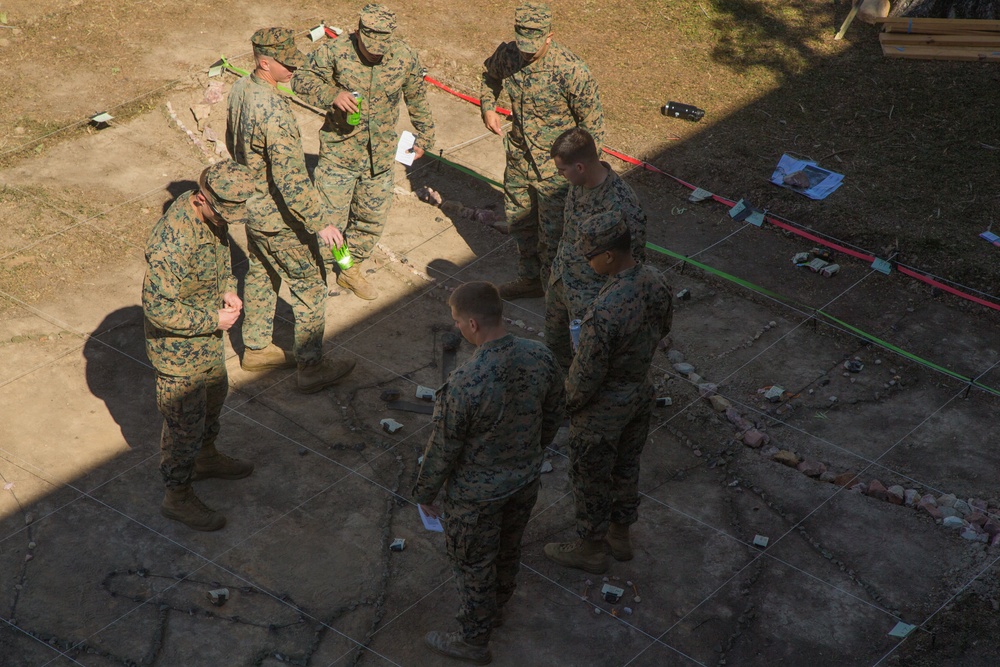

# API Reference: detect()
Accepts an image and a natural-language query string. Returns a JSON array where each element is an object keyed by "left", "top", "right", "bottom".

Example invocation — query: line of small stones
[{"left": 660, "top": 383, "right": 902, "bottom": 660}]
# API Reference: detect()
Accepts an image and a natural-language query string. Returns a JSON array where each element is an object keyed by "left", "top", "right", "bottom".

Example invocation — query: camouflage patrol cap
[
  {"left": 577, "top": 210, "right": 630, "bottom": 258},
  {"left": 514, "top": 1, "right": 552, "bottom": 53},
  {"left": 358, "top": 3, "right": 397, "bottom": 55},
  {"left": 202, "top": 161, "right": 254, "bottom": 203},
  {"left": 251, "top": 27, "right": 305, "bottom": 69},
  {"left": 199, "top": 161, "right": 255, "bottom": 224}
]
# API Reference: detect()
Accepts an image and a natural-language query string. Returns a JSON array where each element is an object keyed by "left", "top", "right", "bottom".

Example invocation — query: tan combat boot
[
  {"left": 543, "top": 538, "right": 608, "bottom": 574},
  {"left": 498, "top": 277, "right": 544, "bottom": 299},
  {"left": 337, "top": 265, "right": 378, "bottom": 300},
  {"left": 192, "top": 442, "right": 254, "bottom": 481},
  {"left": 424, "top": 631, "right": 492, "bottom": 665},
  {"left": 297, "top": 358, "right": 357, "bottom": 394},
  {"left": 241, "top": 343, "right": 296, "bottom": 372},
  {"left": 160, "top": 485, "right": 226, "bottom": 531},
  {"left": 605, "top": 522, "right": 634, "bottom": 561}
]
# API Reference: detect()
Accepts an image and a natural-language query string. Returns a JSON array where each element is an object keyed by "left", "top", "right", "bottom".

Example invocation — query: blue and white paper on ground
[{"left": 771, "top": 154, "right": 844, "bottom": 200}]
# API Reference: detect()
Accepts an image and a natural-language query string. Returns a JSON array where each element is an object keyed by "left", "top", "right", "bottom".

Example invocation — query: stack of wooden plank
[{"left": 877, "top": 17, "right": 1000, "bottom": 61}]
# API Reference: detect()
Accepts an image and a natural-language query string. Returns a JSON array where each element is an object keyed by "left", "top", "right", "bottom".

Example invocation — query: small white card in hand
[
  {"left": 395, "top": 130, "right": 416, "bottom": 166},
  {"left": 419, "top": 505, "right": 444, "bottom": 532}
]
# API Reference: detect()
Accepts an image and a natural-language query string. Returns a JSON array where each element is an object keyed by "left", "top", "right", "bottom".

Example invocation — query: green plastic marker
[
  {"left": 332, "top": 244, "right": 354, "bottom": 270},
  {"left": 347, "top": 92, "right": 362, "bottom": 126}
]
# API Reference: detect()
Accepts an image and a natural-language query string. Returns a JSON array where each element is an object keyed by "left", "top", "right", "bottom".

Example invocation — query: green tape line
[
  {"left": 644, "top": 242, "right": 1000, "bottom": 397},
  {"left": 645, "top": 242, "right": 789, "bottom": 303},
  {"left": 425, "top": 152, "right": 503, "bottom": 190}
]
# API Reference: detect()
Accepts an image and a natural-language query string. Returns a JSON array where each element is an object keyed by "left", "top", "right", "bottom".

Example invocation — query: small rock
[
  {"left": 772, "top": 450, "right": 799, "bottom": 468},
  {"left": 708, "top": 395, "right": 731, "bottom": 412},
  {"left": 28, "top": 541, "right": 36, "bottom": 549},
  {"left": 920, "top": 502, "right": 943, "bottom": 520},
  {"left": 886, "top": 485, "right": 905, "bottom": 505},
  {"left": 834, "top": 472, "right": 859, "bottom": 487},
  {"left": 760, "top": 445, "right": 780, "bottom": 459},
  {"left": 969, "top": 498, "right": 988, "bottom": 512},
  {"left": 698, "top": 382, "right": 717, "bottom": 398},
  {"left": 692, "top": 449, "right": 702, "bottom": 457},
  {"left": 960, "top": 526, "right": 987, "bottom": 542},
  {"left": 984, "top": 520, "right": 1000, "bottom": 537},
  {"left": 941, "top": 516, "right": 963, "bottom": 529},
  {"left": 673, "top": 362, "right": 695, "bottom": 375},
  {"left": 743, "top": 430, "right": 767, "bottom": 449},
  {"left": 24, "top": 513, "right": 33, "bottom": 526},
  {"left": 938, "top": 493, "right": 957, "bottom": 508},
  {"left": 725, "top": 407, "right": 753, "bottom": 431},
  {"left": 953, "top": 500, "right": 972, "bottom": 516},
  {"left": 919, "top": 494, "right": 937, "bottom": 507},
  {"left": 819, "top": 471, "right": 838, "bottom": 483},
  {"left": 866, "top": 480, "right": 890, "bottom": 502},
  {"left": 939, "top": 507, "right": 959, "bottom": 519},
  {"left": 903, "top": 489, "right": 920, "bottom": 507},
  {"left": 796, "top": 460, "right": 826, "bottom": 478},
  {"left": 967, "top": 512, "right": 987, "bottom": 527},
  {"left": 540, "top": 460, "right": 553, "bottom": 474},
  {"left": 688, "top": 373, "right": 704, "bottom": 385},
  {"left": 667, "top": 350, "right": 685, "bottom": 364},
  {"left": 763, "top": 386, "right": 784, "bottom": 402}
]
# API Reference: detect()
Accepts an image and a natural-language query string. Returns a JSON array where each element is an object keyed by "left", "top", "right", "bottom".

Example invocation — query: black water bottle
[{"left": 662, "top": 101, "right": 705, "bottom": 122}]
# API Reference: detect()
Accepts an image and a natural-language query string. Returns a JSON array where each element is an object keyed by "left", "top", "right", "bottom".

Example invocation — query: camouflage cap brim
[
  {"left": 514, "top": 26, "right": 548, "bottom": 54},
  {"left": 359, "top": 26, "right": 393, "bottom": 55},
  {"left": 251, "top": 27, "right": 306, "bottom": 69},
  {"left": 576, "top": 210, "right": 630, "bottom": 257}
]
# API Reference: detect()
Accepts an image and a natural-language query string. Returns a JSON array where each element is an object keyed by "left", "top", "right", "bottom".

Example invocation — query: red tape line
[
  {"left": 423, "top": 75, "right": 511, "bottom": 116},
  {"left": 421, "top": 74, "right": 1000, "bottom": 313}
]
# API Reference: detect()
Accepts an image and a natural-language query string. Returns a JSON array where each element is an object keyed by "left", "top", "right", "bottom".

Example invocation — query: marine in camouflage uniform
[
  {"left": 226, "top": 28, "right": 355, "bottom": 392},
  {"left": 545, "top": 127, "right": 647, "bottom": 372},
  {"left": 480, "top": 1, "right": 605, "bottom": 299},
  {"left": 414, "top": 282, "right": 564, "bottom": 664},
  {"left": 544, "top": 211, "right": 672, "bottom": 574},
  {"left": 293, "top": 4, "right": 435, "bottom": 300},
  {"left": 143, "top": 161, "right": 257, "bottom": 532}
]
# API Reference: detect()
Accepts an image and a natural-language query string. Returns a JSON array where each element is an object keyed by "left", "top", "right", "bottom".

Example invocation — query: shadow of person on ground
[{"left": 82, "top": 305, "right": 158, "bottom": 453}]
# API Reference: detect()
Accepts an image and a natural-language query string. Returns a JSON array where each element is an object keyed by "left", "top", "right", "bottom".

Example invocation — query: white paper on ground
[
  {"left": 419, "top": 505, "right": 444, "bottom": 532},
  {"left": 395, "top": 130, "right": 416, "bottom": 166}
]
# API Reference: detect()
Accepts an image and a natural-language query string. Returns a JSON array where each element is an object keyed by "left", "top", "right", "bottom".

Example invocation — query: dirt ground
[{"left": 2, "top": 1, "right": 1000, "bottom": 666}]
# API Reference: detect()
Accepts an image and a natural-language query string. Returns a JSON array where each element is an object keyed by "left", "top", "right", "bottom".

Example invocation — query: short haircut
[
  {"left": 449, "top": 282, "right": 503, "bottom": 326},
  {"left": 550, "top": 127, "right": 598, "bottom": 164}
]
